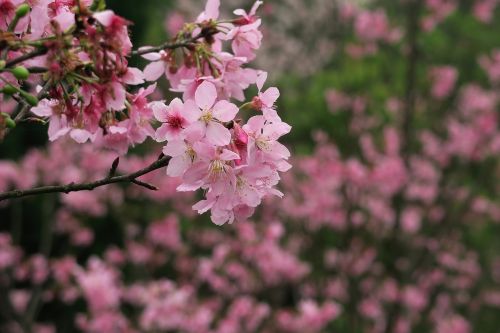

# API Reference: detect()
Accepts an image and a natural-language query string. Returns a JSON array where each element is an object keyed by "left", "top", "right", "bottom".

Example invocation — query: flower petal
[
  {"left": 143, "top": 61, "right": 166, "bottom": 82},
  {"left": 195, "top": 81, "right": 217, "bottom": 110},
  {"left": 212, "top": 100, "right": 238, "bottom": 122},
  {"left": 206, "top": 121, "right": 231, "bottom": 146}
]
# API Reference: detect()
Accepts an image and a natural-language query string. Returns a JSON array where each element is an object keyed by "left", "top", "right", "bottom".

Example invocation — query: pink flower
[
  {"left": 93, "top": 10, "right": 132, "bottom": 55},
  {"left": 473, "top": 0, "right": 498, "bottom": 23},
  {"left": 226, "top": 19, "right": 263, "bottom": 61},
  {"left": 244, "top": 115, "right": 292, "bottom": 172},
  {"left": 74, "top": 258, "right": 121, "bottom": 313},
  {"left": 162, "top": 138, "right": 198, "bottom": 177},
  {"left": 252, "top": 71, "right": 281, "bottom": 121},
  {"left": 152, "top": 98, "right": 198, "bottom": 142},
  {"left": 429, "top": 66, "right": 458, "bottom": 99},
  {"left": 142, "top": 50, "right": 171, "bottom": 82},
  {"left": 197, "top": 0, "right": 220, "bottom": 22},
  {"left": 185, "top": 81, "right": 239, "bottom": 146},
  {"left": 31, "top": 99, "right": 93, "bottom": 143},
  {"left": 181, "top": 142, "right": 239, "bottom": 192},
  {"left": 233, "top": 1, "right": 262, "bottom": 26}
]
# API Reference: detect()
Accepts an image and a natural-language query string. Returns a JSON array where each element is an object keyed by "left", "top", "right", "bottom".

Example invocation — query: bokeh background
[{"left": 2, "top": 0, "right": 500, "bottom": 332}]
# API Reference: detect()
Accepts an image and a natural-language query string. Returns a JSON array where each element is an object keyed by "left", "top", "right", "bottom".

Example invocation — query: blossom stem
[{"left": 0, "top": 155, "right": 171, "bottom": 202}]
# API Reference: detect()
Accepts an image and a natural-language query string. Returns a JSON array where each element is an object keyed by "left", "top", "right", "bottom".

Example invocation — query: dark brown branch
[
  {"left": 5, "top": 47, "right": 48, "bottom": 68},
  {"left": 401, "top": 0, "right": 422, "bottom": 160},
  {"left": 0, "top": 155, "right": 171, "bottom": 202},
  {"left": 130, "top": 32, "right": 205, "bottom": 56},
  {"left": 131, "top": 41, "right": 195, "bottom": 56},
  {"left": 384, "top": 1, "right": 423, "bottom": 333}
]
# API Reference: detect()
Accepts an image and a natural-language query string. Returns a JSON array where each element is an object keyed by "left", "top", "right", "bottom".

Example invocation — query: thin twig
[
  {"left": 5, "top": 47, "right": 48, "bottom": 68},
  {"left": 0, "top": 155, "right": 171, "bottom": 202},
  {"left": 12, "top": 80, "right": 51, "bottom": 123},
  {"left": 130, "top": 33, "right": 205, "bottom": 57}
]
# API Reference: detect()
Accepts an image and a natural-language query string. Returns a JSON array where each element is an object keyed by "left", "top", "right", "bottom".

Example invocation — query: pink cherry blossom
[{"left": 185, "top": 81, "right": 239, "bottom": 146}]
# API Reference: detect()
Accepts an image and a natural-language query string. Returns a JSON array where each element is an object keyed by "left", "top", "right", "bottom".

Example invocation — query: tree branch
[
  {"left": 130, "top": 32, "right": 205, "bottom": 56},
  {"left": 5, "top": 47, "right": 48, "bottom": 68},
  {"left": 0, "top": 155, "right": 171, "bottom": 202}
]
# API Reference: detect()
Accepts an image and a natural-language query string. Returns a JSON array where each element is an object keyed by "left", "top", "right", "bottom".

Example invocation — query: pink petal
[
  {"left": 269, "top": 142, "right": 291, "bottom": 159},
  {"left": 122, "top": 68, "right": 144, "bottom": 85},
  {"left": 256, "top": 71, "right": 267, "bottom": 91},
  {"left": 262, "top": 108, "right": 281, "bottom": 122},
  {"left": 204, "top": 0, "right": 220, "bottom": 20},
  {"left": 261, "top": 87, "right": 280, "bottom": 106},
  {"left": 163, "top": 140, "right": 187, "bottom": 157},
  {"left": 193, "top": 141, "right": 216, "bottom": 160},
  {"left": 144, "top": 61, "right": 166, "bottom": 82},
  {"left": 212, "top": 100, "right": 238, "bottom": 122},
  {"left": 151, "top": 101, "right": 168, "bottom": 122},
  {"left": 193, "top": 199, "right": 214, "bottom": 214},
  {"left": 169, "top": 97, "right": 184, "bottom": 114},
  {"left": 31, "top": 100, "right": 53, "bottom": 117},
  {"left": 250, "top": 1, "right": 263, "bottom": 15},
  {"left": 184, "top": 121, "right": 207, "bottom": 142},
  {"left": 54, "top": 11, "right": 75, "bottom": 31},
  {"left": 240, "top": 186, "right": 261, "bottom": 207},
  {"left": 93, "top": 10, "right": 115, "bottom": 27},
  {"left": 244, "top": 115, "right": 265, "bottom": 133},
  {"left": 206, "top": 121, "right": 231, "bottom": 146},
  {"left": 70, "top": 129, "right": 91, "bottom": 143},
  {"left": 182, "top": 99, "right": 202, "bottom": 122},
  {"left": 155, "top": 124, "right": 175, "bottom": 142},
  {"left": 106, "top": 81, "right": 126, "bottom": 111},
  {"left": 139, "top": 48, "right": 162, "bottom": 61},
  {"left": 195, "top": 81, "right": 217, "bottom": 110},
  {"left": 167, "top": 155, "right": 190, "bottom": 177},
  {"left": 178, "top": 162, "right": 207, "bottom": 191},
  {"left": 211, "top": 208, "right": 232, "bottom": 225},
  {"left": 48, "top": 117, "right": 70, "bottom": 141},
  {"left": 220, "top": 149, "right": 240, "bottom": 161},
  {"left": 109, "top": 125, "right": 127, "bottom": 134},
  {"left": 233, "top": 9, "right": 247, "bottom": 16}
]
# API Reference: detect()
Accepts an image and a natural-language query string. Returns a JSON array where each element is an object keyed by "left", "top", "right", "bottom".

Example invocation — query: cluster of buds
[{"left": 0, "top": 0, "right": 291, "bottom": 225}]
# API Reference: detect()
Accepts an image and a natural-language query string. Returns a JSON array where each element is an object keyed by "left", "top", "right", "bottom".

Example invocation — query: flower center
[
  {"left": 186, "top": 146, "right": 196, "bottom": 162},
  {"left": 252, "top": 96, "right": 263, "bottom": 110},
  {"left": 201, "top": 110, "right": 213, "bottom": 123},
  {"left": 256, "top": 138, "right": 269, "bottom": 151},
  {"left": 167, "top": 114, "right": 184, "bottom": 129},
  {"left": 208, "top": 159, "right": 226, "bottom": 181}
]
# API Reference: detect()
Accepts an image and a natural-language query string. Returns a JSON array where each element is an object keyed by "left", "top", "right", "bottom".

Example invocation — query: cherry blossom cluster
[
  {"left": 1, "top": 0, "right": 148, "bottom": 146},
  {"left": 142, "top": 1, "right": 291, "bottom": 225},
  {"left": 0, "top": 0, "right": 291, "bottom": 225}
]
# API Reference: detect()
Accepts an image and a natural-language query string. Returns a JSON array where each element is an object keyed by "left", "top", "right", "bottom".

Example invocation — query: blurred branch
[
  {"left": 401, "top": 0, "right": 422, "bottom": 160},
  {"left": 385, "top": 1, "right": 423, "bottom": 332},
  {"left": 25, "top": 196, "right": 55, "bottom": 330},
  {"left": 5, "top": 47, "right": 48, "bottom": 68},
  {"left": 0, "top": 155, "right": 171, "bottom": 202}
]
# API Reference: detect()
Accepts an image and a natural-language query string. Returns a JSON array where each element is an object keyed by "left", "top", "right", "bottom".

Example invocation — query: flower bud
[
  {"left": 0, "top": 60, "right": 5, "bottom": 70},
  {"left": 1, "top": 113, "right": 15, "bottom": 128},
  {"left": 20, "top": 91, "right": 38, "bottom": 106},
  {"left": 15, "top": 4, "right": 30, "bottom": 18},
  {"left": 5, "top": 117, "right": 15, "bottom": 129},
  {"left": 11, "top": 66, "right": 30, "bottom": 80},
  {"left": 1, "top": 84, "right": 17, "bottom": 95}
]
